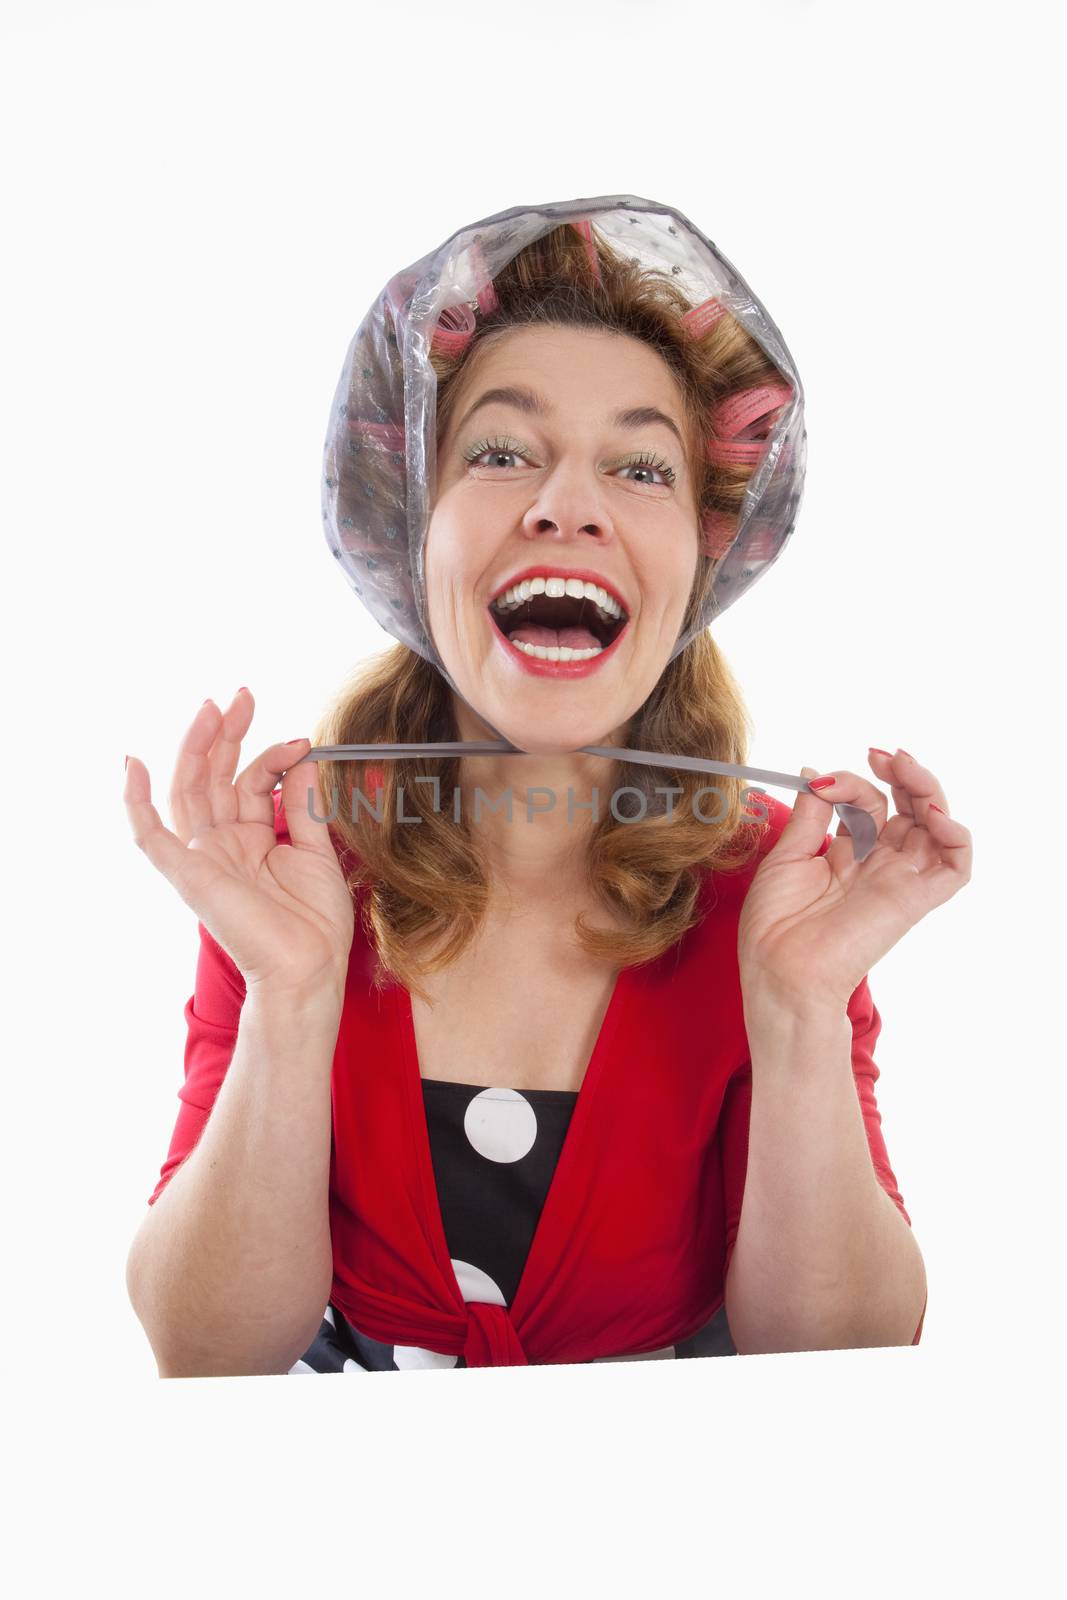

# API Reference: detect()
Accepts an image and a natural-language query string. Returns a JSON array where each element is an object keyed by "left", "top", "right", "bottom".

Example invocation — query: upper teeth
[{"left": 491, "top": 575, "right": 626, "bottom": 620}]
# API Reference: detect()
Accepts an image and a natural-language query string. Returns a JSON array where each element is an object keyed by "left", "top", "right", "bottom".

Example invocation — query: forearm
[
  {"left": 126, "top": 984, "right": 343, "bottom": 1378},
  {"left": 725, "top": 991, "right": 927, "bottom": 1356}
]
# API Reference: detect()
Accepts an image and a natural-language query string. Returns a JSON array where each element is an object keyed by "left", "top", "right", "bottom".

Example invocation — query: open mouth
[{"left": 488, "top": 576, "right": 629, "bottom": 662}]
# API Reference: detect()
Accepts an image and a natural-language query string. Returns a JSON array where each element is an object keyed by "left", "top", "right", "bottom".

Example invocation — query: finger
[
  {"left": 169, "top": 699, "right": 227, "bottom": 843},
  {"left": 804, "top": 767, "right": 892, "bottom": 875},
  {"left": 867, "top": 748, "right": 950, "bottom": 821},
  {"left": 805, "top": 768, "right": 890, "bottom": 823},
  {"left": 125, "top": 753, "right": 228, "bottom": 909},
  {"left": 879, "top": 812, "right": 925, "bottom": 854},
  {"left": 278, "top": 744, "right": 342, "bottom": 859},
  {"left": 862, "top": 759, "right": 970, "bottom": 886},
  {"left": 777, "top": 765, "right": 883, "bottom": 867},
  {"left": 205, "top": 687, "right": 256, "bottom": 821},
  {"left": 232, "top": 736, "right": 314, "bottom": 829},
  {"left": 914, "top": 805, "right": 973, "bottom": 905}
]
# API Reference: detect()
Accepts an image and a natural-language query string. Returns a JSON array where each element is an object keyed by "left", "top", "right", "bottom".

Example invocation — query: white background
[{"left": 2, "top": 0, "right": 1062, "bottom": 1590}]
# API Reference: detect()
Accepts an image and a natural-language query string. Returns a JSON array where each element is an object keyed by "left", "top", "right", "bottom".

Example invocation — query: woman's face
[{"left": 425, "top": 325, "right": 701, "bottom": 754}]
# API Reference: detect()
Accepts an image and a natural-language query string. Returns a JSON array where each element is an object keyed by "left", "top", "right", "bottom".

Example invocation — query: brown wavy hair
[{"left": 312, "top": 221, "right": 787, "bottom": 1000}]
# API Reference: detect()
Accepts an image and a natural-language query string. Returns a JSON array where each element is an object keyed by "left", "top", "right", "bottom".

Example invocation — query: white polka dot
[
  {"left": 288, "top": 1358, "right": 317, "bottom": 1374},
  {"left": 596, "top": 1345, "right": 677, "bottom": 1362},
  {"left": 463, "top": 1087, "right": 538, "bottom": 1162},
  {"left": 451, "top": 1257, "right": 507, "bottom": 1306},
  {"left": 342, "top": 1358, "right": 364, "bottom": 1373},
  {"left": 392, "top": 1344, "right": 459, "bottom": 1370}
]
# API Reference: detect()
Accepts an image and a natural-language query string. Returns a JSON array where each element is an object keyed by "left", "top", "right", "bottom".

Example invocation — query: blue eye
[
  {"left": 463, "top": 436, "right": 529, "bottom": 471},
  {"left": 615, "top": 451, "right": 676, "bottom": 488},
  {"left": 462, "top": 435, "right": 676, "bottom": 487}
]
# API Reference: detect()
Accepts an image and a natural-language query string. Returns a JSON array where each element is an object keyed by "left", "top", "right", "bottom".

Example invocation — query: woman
[{"left": 123, "top": 199, "right": 969, "bottom": 1375}]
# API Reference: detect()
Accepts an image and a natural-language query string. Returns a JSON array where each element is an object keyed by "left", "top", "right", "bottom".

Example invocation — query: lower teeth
[{"left": 510, "top": 640, "right": 604, "bottom": 661}]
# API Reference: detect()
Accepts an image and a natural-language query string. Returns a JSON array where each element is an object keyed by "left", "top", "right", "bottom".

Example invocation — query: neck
[{"left": 450, "top": 699, "right": 627, "bottom": 898}]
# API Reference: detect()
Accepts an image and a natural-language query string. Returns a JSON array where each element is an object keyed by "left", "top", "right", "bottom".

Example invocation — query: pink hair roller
[
  {"left": 571, "top": 218, "right": 604, "bottom": 285},
  {"left": 680, "top": 296, "right": 728, "bottom": 338}
]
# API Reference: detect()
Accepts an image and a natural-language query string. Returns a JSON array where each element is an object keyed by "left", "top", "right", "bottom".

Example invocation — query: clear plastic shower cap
[
  {"left": 321, "top": 192, "right": 806, "bottom": 671},
  {"left": 310, "top": 194, "right": 876, "bottom": 861}
]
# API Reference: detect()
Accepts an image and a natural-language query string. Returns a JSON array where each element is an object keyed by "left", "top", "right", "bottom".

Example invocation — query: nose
[
  {"left": 521, "top": 488, "right": 615, "bottom": 545},
  {"left": 522, "top": 514, "right": 609, "bottom": 542}
]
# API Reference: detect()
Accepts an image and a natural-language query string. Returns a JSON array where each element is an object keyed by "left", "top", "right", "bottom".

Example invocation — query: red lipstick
[
  {"left": 488, "top": 565, "right": 630, "bottom": 616},
  {"left": 488, "top": 611, "right": 629, "bottom": 679}
]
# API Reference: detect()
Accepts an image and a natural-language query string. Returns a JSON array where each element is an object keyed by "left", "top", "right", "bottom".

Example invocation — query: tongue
[{"left": 508, "top": 623, "right": 602, "bottom": 650}]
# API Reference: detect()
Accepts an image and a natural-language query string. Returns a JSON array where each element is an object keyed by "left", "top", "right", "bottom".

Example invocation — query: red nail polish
[
  {"left": 808, "top": 776, "right": 836, "bottom": 790},
  {"left": 868, "top": 747, "right": 892, "bottom": 756},
  {"left": 286, "top": 737, "right": 306, "bottom": 745},
  {"left": 929, "top": 803, "right": 945, "bottom": 815}
]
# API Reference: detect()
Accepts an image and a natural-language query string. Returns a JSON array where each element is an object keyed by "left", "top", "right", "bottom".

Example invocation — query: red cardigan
[{"left": 148, "top": 790, "right": 925, "bottom": 1363}]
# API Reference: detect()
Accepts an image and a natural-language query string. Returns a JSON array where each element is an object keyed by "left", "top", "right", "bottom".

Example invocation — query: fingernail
[
  {"left": 124, "top": 755, "right": 129, "bottom": 771},
  {"left": 896, "top": 747, "right": 915, "bottom": 759},
  {"left": 808, "top": 775, "right": 836, "bottom": 790},
  {"left": 929, "top": 803, "right": 945, "bottom": 815},
  {"left": 868, "top": 747, "right": 892, "bottom": 756},
  {"left": 286, "top": 737, "right": 306, "bottom": 745}
]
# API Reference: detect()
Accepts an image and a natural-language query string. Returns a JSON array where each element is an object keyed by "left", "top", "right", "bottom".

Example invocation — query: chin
[{"left": 473, "top": 693, "right": 624, "bottom": 756}]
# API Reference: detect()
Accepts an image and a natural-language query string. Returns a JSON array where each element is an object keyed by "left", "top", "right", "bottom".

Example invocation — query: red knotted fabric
[
  {"left": 465, "top": 1305, "right": 529, "bottom": 1367},
  {"left": 148, "top": 790, "right": 924, "bottom": 1363}
]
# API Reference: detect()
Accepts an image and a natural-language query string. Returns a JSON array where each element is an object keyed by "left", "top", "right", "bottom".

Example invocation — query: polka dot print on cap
[{"left": 463, "top": 1086, "right": 538, "bottom": 1163}]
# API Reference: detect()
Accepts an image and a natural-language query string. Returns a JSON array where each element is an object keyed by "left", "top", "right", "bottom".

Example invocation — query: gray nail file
[{"left": 299, "top": 742, "right": 878, "bottom": 862}]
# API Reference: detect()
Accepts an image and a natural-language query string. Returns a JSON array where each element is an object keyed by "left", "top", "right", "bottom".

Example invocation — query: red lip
[
  {"left": 488, "top": 609, "right": 630, "bottom": 678},
  {"left": 488, "top": 565, "right": 630, "bottom": 615}
]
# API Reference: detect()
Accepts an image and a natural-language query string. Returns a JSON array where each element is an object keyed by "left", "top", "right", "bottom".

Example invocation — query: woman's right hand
[{"left": 123, "top": 688, "right": 354, "bottom": 999}]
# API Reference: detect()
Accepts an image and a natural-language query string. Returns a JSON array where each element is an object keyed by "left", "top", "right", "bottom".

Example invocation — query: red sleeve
[
  {"left": 145, "top": 790, "right": 293, "bottom": 1206},
  {"left": 720, "top": 974, "right": 926, "bottom": 1344},
  {"left": 146, "top": 918, "right": 247, "bottom": 1206}
]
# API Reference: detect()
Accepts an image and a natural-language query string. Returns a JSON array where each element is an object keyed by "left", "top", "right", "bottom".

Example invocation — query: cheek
[
  {"left": 665, "top": 530, "right": 700, "bottom": 610},
  {"left": 423, "top": 518, "right": 461, "bottom": 596},
  {"left": 427, "top": 506, "right": 498, "bottom": 598},
  {"left": 423, "top": 519, "right": 484, "bottom": 639},
  {"left": 422, "top": 538, "right": 455, "bottom": 644},
  {"left": 636, "top": 544, "right": 697, "bottom": 624}
]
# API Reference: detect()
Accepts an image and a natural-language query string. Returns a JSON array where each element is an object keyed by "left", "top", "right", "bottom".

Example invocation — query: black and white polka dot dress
[{"left": 290, "top": 1078, "right": 736, "bottom": 1372}]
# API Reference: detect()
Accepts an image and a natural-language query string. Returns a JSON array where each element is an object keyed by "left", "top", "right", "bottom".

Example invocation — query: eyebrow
[{"left": 453, "top": 384, "right": 688, "bottom": 455}]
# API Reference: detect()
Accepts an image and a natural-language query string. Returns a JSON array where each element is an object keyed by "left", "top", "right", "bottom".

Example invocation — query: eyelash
[{"left": 461, "top": 434, "right": 677, "bottom": 488}]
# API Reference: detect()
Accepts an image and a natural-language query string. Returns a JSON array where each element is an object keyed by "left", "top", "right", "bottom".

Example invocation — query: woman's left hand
[{"left": 737, "top": 748, "right": 973, "bottom": 1011}]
